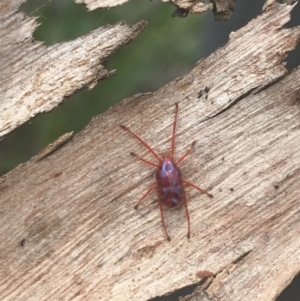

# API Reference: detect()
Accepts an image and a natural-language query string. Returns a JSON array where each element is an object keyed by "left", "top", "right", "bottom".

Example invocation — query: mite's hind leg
[
  {"left": 183, "top": 191, "right": 191, "bottom": 239},
  {"left": 158, "top": 198, "right": 171, "bottom": 241}
]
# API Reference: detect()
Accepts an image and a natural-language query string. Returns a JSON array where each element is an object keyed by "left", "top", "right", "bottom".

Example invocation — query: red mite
[{"left": 120, "top": 103, "right": 213, "bottom": 241}]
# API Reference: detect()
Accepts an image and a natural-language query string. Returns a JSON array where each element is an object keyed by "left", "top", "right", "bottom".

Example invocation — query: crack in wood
[
  {"left": 199, "top": 87, "right": 259, "bottom": 125},
  {"left": 204, "top": 249, "right": 253, "bottom": 299}
]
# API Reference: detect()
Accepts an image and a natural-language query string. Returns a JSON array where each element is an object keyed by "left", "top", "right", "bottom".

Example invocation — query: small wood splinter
[{"left": 121, "top": 103, "right": 213, "bottom": 241}]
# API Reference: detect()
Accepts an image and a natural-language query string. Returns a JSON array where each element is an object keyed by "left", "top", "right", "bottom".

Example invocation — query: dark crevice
[
  {"left": 252, "top": 73, "right": 288, "bottom": 95},
  {"left": 148, "top": 250, "right": 252, "bottom": 301},
  {"left": 276, "top": 271, "right": 300, "bottom": 301},
  {"left": 148, "top": 278, "right": 208, "bottom": 301},
  {"left": 231, "top": 249, "right": 252, "bottom": 264},
  {"left": 209, "top": 249, "right": 253, "bottom": 279},
  {"left": 199, "top": 86, "right": 259, "bottom": 124},
  {"left": 199, "top": 67, "right": 294, "bottom": 125}
]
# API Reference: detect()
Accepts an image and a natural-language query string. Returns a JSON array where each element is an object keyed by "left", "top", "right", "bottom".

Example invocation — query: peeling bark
[
  {"left": 73, "top": 0, "right": 297, "bottom": 21},
  {"left": 0, "top": 0, "right": 147, "bottom": 138},
  {"left": 74, "top": 0, "right": 131, "bottom": 9}
]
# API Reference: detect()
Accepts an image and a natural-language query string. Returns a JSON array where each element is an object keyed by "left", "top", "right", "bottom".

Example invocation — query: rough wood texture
[
  {"left": 1, "top": 2, "right": 300, "bottom": 301},
  {"left": 166, "top": 0, "right": 237, "bottom": 19},
  {"left": 168, "top": 0, "right": 213, "bottom": 15},
  {"left": 74, "top": 0, "right": 130, "bottom": 9},
  {"left": 66, "top": 0, "right": 295, "bottom": 17},
  {"left": 75, "top": 0, "right": 210, "bottom": 11},
  {"left": 0, "top": 0, "right": 147, "bottom": 138},
  {"left": 76, "top": 0, "right": 230, "bottom": 18}
]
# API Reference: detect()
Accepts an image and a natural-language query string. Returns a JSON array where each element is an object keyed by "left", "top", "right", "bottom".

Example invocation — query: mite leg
[
  {"left": 183, "top": 191, "right": 191, "bottom": 239},
  {"left": 176, "top": 141, "right": 196, "bottom": 164},
  {"left": 130, "top": 152, "right": 159, "bottom": 168},
  {"left": 182, "top": 179, "right": 213, "bottom": 198},
  {"left": 120, "top": 125, "right": 161, "bottom": 162},
  {"left": 171, "top": 103, "right": 179, "bottom": 160},
  {"left": 134, "top": 183, "right": 157, "bottom": 209},
  {"left": 158, "top": 198, "right": 171, "bottom": 241}
]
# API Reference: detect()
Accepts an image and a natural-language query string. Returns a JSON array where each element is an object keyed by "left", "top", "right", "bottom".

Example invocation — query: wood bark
[
  {"left": 74, "top": 0, "right": 230, "bottom": 19},
  {"left": 1, "top": 2, "right": 300, "bottom": 301},
  {"left": 74, "top": 0, "right": 131, "bottom": 9},
  {"left": 71, "top": 0, "right": 296, "bottom": 17},
  {"left": 0, "top": 0, "right": 147, "bottom": 138}
]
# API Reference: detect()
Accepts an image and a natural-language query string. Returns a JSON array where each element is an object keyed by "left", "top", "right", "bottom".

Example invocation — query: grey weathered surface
[
  {"left": 0, "top": 0, "right": 147, "bottom": 138},
  {"left": 1, "top": 2, "right": 300, "bottom": 301}
]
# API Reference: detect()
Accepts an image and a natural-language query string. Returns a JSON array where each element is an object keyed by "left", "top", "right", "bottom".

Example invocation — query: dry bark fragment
[
  {"left": 75, "top": 0, "right": 131, "bottom": 9},
  {"left": 0, "top": 0, "right": 147, "bottom": 138}
]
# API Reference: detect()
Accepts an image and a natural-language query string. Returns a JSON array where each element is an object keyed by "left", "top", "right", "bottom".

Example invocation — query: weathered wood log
[{"left": 1, "top": 2, "right": 300, "bottom": 301}]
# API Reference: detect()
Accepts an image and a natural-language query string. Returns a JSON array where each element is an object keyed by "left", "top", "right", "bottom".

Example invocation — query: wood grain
[
  {"left": 0, "top": 0, "right": 147, "bottom": 138},
  {"left": 1, "top": 2, "right": 300, "bottom": 301}
]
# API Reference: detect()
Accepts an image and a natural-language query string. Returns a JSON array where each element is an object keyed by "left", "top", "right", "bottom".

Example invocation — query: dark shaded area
[
  {"left": 211, "top": 0, "right": 236, "bottom": 21},
  {"left": 276, "top": 272, "right": 300, "bottom": 301},
  {"left": 19, "top": 238, "right": 26, "bottom": 247},
  {"left": 172, "top": 7, "right": 189, "bottom": 18},
  {"left": 284, "top": 2, "right": 300, "bottom": 70},
  {"left": 150, "top": 282, "right": 199, "bottom": 301}
]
